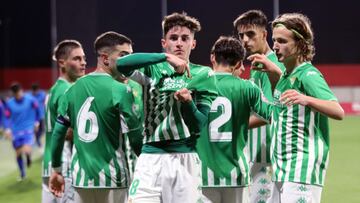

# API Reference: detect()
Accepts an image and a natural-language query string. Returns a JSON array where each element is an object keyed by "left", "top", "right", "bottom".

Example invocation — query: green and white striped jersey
[
  {"left": 197, "top": 73, "right": 272, "bottom": 187},
  {"left": 57, "top": 72, "right": 141, "bottom": 188},
  {"left": 42, "top": 78, "right": 71, "bottom": 177},
  {"left": 271, "top": 62, "right": 337, "bottom": 186},
  {"left": 248, "top": 51, "right": 285, "bottom": 164},
  {"left": 119, "top": 54, "right": 217, "bottom": 149}
]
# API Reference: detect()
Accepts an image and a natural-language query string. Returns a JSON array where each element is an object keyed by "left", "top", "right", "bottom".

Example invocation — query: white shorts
[
  {"left": 270, "top": 182, "right": 322, "bottom": 203},
  {"left": 202, "top": 187, "right": 249, "bottom": 203},
  {"left": 128, "top": 153, "right": 202, "bottom": 203},
  {"left": 42, "top": 177, "right": 74, "bottom": 203},
  {"left": 74, "top": 187, "right": 128, "bottom": 203},
  {"left": 249, "top": 162, "right": 274, "bottom": 203}
]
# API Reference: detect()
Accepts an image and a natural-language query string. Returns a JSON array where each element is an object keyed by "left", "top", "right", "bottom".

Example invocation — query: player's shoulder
[
  {"left": 298, "top": 62, "right": 323, "bottom": 80},
  {"left": 190, "top": 63, "right": 214, "bottom": 77}
]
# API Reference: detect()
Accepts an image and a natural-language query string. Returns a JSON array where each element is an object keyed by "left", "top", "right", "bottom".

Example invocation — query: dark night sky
[{"left": 1, "top": 0, "right": 359, "bottom": 69}]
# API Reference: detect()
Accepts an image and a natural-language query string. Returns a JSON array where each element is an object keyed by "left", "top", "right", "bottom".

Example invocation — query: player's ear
[
  {"left": 58, "top": 59, "right": 65, "bottom": 68},
  {"left": 191, "top": 39, "right": 196, "bottom": 50},
  {"left": 161, "top": 38, "right": 166, "bottom": 49},
  {"left": 100, "top": 53, "right": 109, "bottom": 66},
  {"left": 210, "top": 54, "right": 216, "bottom": 66},
  {"left": 263, "top": 29, "right": 268, "bottom": 40}
]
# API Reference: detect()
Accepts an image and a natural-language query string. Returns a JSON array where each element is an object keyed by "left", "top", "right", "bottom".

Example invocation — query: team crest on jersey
[
  {"left": 290, "top": 77, "right": 297, "bottom": 85},
  {"left": 273, "top": 89, "right": 283, "bottom": 106}
]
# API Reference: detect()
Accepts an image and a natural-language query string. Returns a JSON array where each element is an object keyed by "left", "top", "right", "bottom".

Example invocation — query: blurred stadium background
[{"left": 0, "top": 0, "right": 359, "bottom": 202}]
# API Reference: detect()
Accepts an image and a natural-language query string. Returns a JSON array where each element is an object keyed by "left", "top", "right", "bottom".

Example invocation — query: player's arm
[
  {"left": 281, "top": 69, "right": 344, "bottom": 120},
  {"left": 247, "top": 53, "right": 282, "bottom": 90},
  {"left": 3, "top": 105, "right": 12, "bottom": 139},
  {"left": 248, "top": 82, "right": 273, "bottom": 127},
  {"left": 174, "top": 88, "right": 210, "bottom": 134},
  {"left": 116, "top": 85, "right": 143, "bottom": 155},
  {"left": 31, "top": 98, "right": 41, "bottom": 132},
  {"left": 49, "top": 93, "right": 70, "bottom": 197},
  {"left": 116, "top": 53, "right": 189, "bottom": 76},
  {"left": 49, "top": 116, "right": 69, "bottom": 197},
  {"left": 280, "top": 90, "right": 344, "bottom": 120}
]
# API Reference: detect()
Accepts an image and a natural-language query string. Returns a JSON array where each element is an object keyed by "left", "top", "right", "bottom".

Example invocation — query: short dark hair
[
  {"left": 52, "top": 39, "right": 82, "bottom": 61},
  {"left": 162, "top": 12, "right": 201, "bottom": 36},
  {"left": 94, "top": 31, "right": 132, "bottom": 55},
  {"left": 10, "top": 82, "right": 22, "bottom": 94},
  {"left": 211, "top": 36, "right": 246, "bottom": 66},
  {"left": 233, "top": 10, "right": 268, "bottom": 29}
]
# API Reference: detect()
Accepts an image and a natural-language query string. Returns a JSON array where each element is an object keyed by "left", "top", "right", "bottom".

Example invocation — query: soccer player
[
  {"left": 233, "top": 10, "right": 286, "bottom": 202},
  {"left": 42, "top": 39, "right": 86, "bottom": 203},
  {"left": 116, "top": 12, "right": 218, "bottom": 203},
  {"left": 30, "top": 82, "right": 47, "bottom": 147},
  {"left": 4, "top": 83, "right": 40, "bottom": 180},
  {"left": 196, "top": 36, "right": 272, "bottom": 203},
  {"left": 262, "top": 13, "right": 344, "bottom": 202},
  {"left": 49, "top": 31, "right": 142, "bottom": 203}
]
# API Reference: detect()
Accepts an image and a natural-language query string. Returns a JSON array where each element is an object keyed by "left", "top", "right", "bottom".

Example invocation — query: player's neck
[
  {"left": 214, "top": 65, "right": 233, "bottom": 74},
  {"left": 61, "top": 74, "right": 75, "bottom": 83},
  {"left": 260, "top": 43, "right": 271, "bottom": 55}
]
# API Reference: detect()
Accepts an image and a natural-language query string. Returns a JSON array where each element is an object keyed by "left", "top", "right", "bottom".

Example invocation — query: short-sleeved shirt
[
  {"left": 56, "top": 72, "right": 141, "bottom": 188},
  {"left": 42, "top": 78, "right": 71, "bottom": 177},
  {"left": 5, "top": 94, "right": 39, "bottom": 136},
  {"left": 271, "top": 62, "right": 337, "bottom": 186},
  {"left": 197, "top": 72, "right": 272, "bottom": 187}
]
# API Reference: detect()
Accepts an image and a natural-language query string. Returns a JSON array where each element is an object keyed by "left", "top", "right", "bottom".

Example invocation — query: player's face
[
  {"left": 237, "top": 25, "right": 267, "bottom": 55},
  {"left": 272, "top": 26, "right": 298, "bottom": 64},
  {"left": 161, "top": 26, "right": 196, "bottom": 61},
  {"left": 107, "top": 43, "right": 133, "bottom": 71},
  {"left": 64, "top": 47, "right": 86, "bottom": 81}
]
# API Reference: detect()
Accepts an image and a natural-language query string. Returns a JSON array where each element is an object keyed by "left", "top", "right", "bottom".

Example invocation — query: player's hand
[
  {"left": 49, "top": 171, "right": 65, "bottom": 198},
  {"left": 4, "top": 128, "right": 12, "bottom": 140},
  {"left": 166, "top": 53, "right": 191, "bottom": 78},
  {"left": 247, "top": 54, "right": 281, "bottom": 74},
  {"left": 34, "top": 121, "right": 40, "bottom": 134},
  {"left": 280, "top": 89, "right": 309, "bottom": 106},
  {"left": 65, "top": 128, "right": 73, "bottom": 141},
  {"left": 174, "top": 88, "right": 192, "bottom": 103}
]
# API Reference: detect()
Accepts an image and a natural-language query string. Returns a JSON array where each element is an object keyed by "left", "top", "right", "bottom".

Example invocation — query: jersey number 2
[
  {"left": 209, "top": 97, "right": 232, "bottom": 142},
  {"left": 77, "top": 97, "right": 99, "bottom": 142}
]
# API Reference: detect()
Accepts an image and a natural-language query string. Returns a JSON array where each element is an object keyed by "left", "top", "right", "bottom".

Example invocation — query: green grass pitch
[{"left": 0, "top": 116, "right": 359, "bottom": 203}]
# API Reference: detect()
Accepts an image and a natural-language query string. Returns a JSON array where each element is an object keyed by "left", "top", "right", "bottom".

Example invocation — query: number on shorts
[
  {"left": 129, "top": 179, "right": 140, "bottom": 195},
  {"left": 77, "top": 97, "right": 99, "bottom": 142},
  {"left": 209, "top": 97, "right": 232, "bottom": 142}
]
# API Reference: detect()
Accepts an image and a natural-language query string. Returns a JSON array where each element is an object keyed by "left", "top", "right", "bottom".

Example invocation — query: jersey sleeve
[
  {"left": 187, "top": 67, "right": 218, "bottom": 108},
  {"left": 113, "top": 83, "right": 143, "bottom": 154},
  {"left": 56, "top": 89, "right": 71, "bottom": 122},
  {"left": 247, "top": 81, "right": 273, "bottom": 122},
  {"left": 116, "top": 53, "right": 166, "bottom": 76},
  {"left": 301, "top": 69, "right": 337, "bottom": 101}
]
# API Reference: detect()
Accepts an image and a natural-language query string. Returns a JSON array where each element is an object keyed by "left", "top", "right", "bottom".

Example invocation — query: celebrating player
[
  {"left": 262, "top": 13, "right": 344, "bottom": 202},
  {"left": 42, "top": 39, "right": 86, "bottom": 203},
  {"left": 49, "top": 32, "right": 142, "bottom": 203},
  {"left": 196, "top": 36, "right": 272, "bottom": 203},
  {"left": 117, "top": 12, "right": 218, "bottom": 203},
  {"left": 233, "top": 10, "right": 286, "bottom": 202}
]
